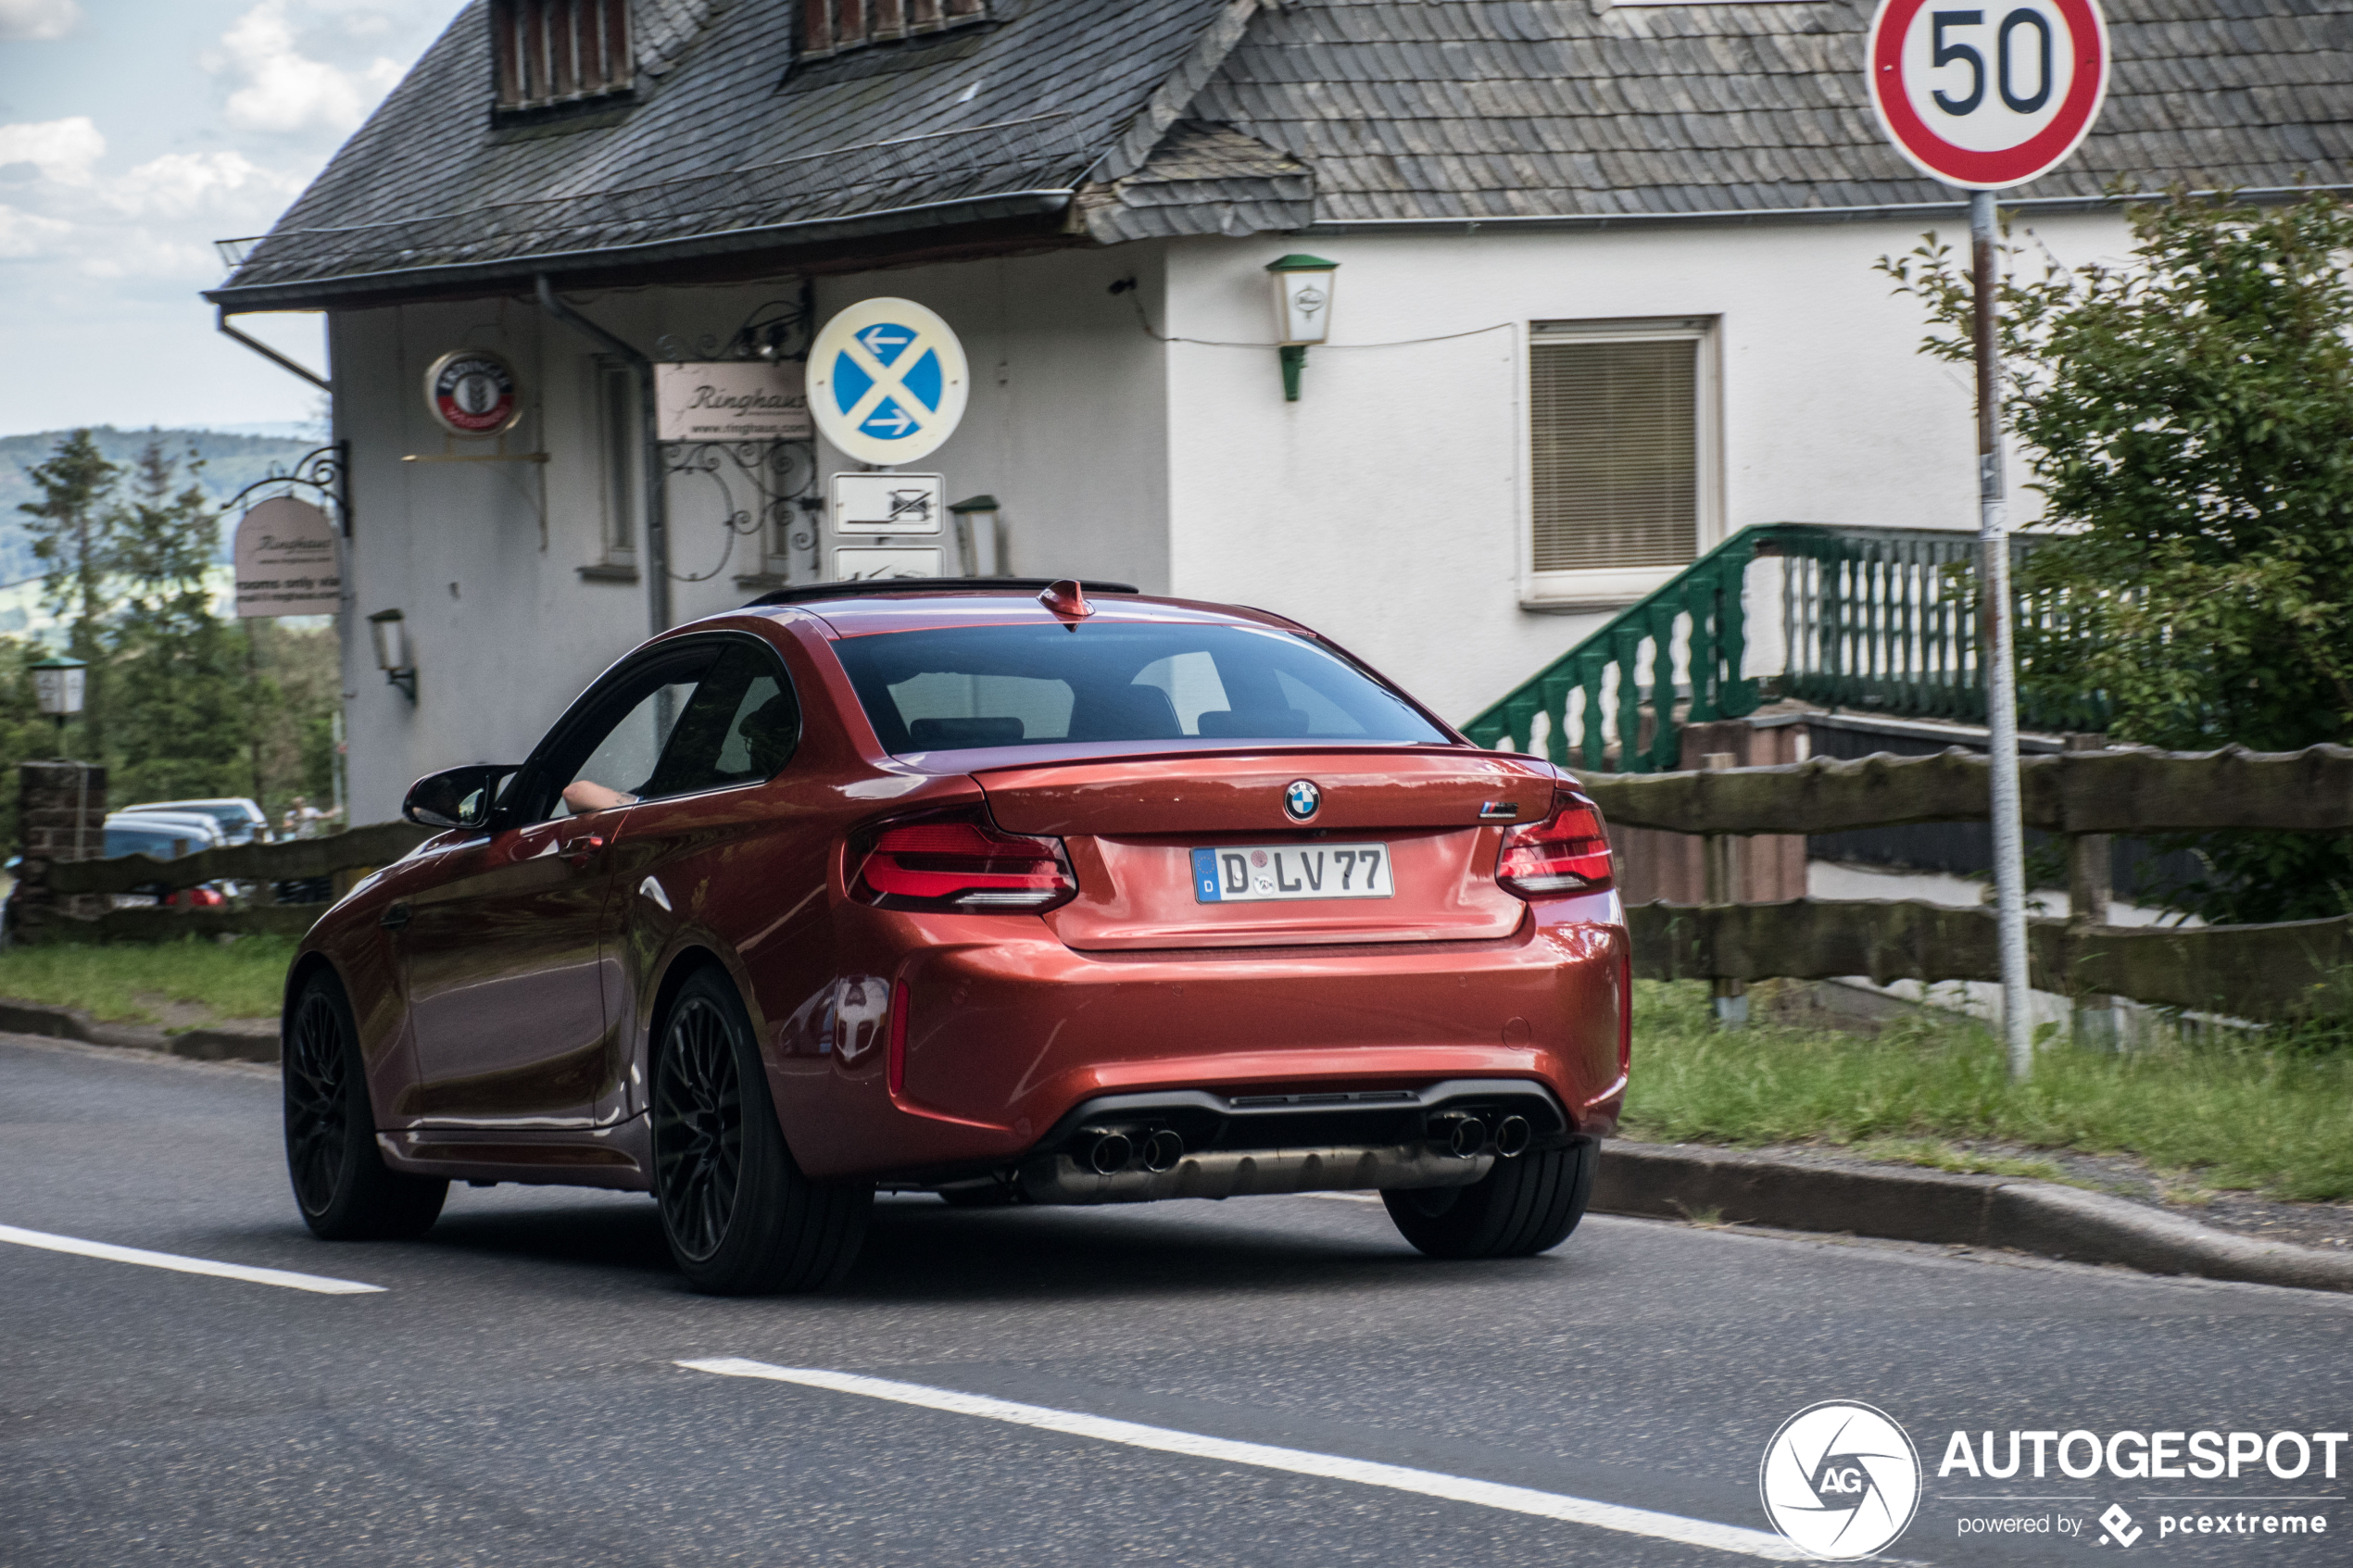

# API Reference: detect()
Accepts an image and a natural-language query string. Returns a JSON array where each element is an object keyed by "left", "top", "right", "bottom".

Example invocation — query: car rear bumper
[{"left": 772, "top": 903, "right": 1627, "bottom": 1183}]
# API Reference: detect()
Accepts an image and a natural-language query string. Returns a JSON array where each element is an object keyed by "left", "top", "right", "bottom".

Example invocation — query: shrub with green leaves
[{"left": 1880, "top": 191, "right": 2353, "bottom": 922}]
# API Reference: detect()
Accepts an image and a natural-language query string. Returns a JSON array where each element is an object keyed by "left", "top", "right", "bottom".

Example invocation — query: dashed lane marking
[
  {"left": 0, "top": 1223, "right": 384, "bottom": 1294},
  {"left": 679, "top": 1359, "right": 1806, "bottom": 1560}
]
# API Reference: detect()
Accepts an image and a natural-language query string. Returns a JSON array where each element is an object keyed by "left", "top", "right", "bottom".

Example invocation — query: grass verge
[
  {"left": 1622, "top": 981, "right": 2353, "bottom": 1204},
  {"left": 0, "top": 936, "right": 293, "bottom": 1026}
]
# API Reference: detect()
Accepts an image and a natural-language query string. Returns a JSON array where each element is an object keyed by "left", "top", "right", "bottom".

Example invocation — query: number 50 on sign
[{"left": 1867, "top": 0, "right": 2108, "bottom": 189}]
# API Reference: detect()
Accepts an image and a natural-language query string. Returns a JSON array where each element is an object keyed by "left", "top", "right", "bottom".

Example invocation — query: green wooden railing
[{"left": 1464, "top": 523, "right": 2105, "bottom": 771}]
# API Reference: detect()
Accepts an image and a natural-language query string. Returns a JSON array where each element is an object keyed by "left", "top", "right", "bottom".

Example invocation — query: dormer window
[
  {"left": 802, "top": 0, "right": 987, "bottom": 60},
  {"left": 493, "top": 0, "right": 634, "bottom": 111}
]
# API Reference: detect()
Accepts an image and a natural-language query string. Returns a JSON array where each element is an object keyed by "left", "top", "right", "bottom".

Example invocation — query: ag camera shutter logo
[{"left": 1760, "top": 1401, "right": 1923, "bottom": 1560}]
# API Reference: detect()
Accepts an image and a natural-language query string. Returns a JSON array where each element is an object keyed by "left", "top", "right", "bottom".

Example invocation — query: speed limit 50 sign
[{"left": 1867, "top": 0, "right": 2109, "bottom": 188}]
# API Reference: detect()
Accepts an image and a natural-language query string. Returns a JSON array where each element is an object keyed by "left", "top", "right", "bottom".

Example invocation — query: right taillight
[
  {"left": 1495, "top": 793, "right": 1614, "bottom": 897},
  {"left": 850, "top": 809, "right": 1078, "bottom": 912}
]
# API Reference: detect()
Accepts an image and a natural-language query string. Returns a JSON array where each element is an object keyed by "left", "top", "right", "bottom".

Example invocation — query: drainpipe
[
  {"left": 215, "top": 306, "right": 331, "bottom": 391},
  {"left": 534, "top": 274, "right": 670, "bottom": 634}
]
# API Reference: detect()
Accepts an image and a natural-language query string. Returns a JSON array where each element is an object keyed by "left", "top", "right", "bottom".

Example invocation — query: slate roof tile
[{"left": 221, "top": 0, "right": 2353, "bottom": 301}]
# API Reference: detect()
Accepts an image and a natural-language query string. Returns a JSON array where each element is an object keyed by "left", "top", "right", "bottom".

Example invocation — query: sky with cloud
[{"left": 0, "top": 1, "right": 464, "bottom": 436}]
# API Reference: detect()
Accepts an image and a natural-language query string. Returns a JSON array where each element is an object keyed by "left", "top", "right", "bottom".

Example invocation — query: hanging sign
[
  {"left": 830, "top": 471, "right": 944, "bottom": 534},
  {"left": 422, "top": 348, "right": 522, "bottom": 437},
  {"left": 653, "top": 361, "right": 811, "bottom": 442},
  {"left": 233, "top": 496, "right": 341, "bottom": 618},
  {"left": 1867, "top": 0, "right": 2108, "bottom": 189},
  {"left": 807, "top": 298, "right": 969, "bottom": 466}
]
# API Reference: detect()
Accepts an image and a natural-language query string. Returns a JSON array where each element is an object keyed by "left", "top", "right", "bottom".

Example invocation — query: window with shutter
[
  {"left": 801, "top": 0, "right": 988, "bottom": 59},
  {"left": 492, "top": 0, "right": 634, "bottom": 113},
  {"left": 1524, "top": 319, "right": 1718, "bottom": 607}
]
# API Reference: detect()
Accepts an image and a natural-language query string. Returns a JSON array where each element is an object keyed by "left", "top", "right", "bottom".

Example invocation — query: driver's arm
[{"left": 561, "top": 780, "right": 638, "bottom": 813}]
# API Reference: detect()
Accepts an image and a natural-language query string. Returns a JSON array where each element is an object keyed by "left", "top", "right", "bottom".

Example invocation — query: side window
[
  {"left": 635, "top": 641, "right": 800, "bottom": 798},
  {"left": 566, "top": 677, "right": 702, "bottom": 814}
]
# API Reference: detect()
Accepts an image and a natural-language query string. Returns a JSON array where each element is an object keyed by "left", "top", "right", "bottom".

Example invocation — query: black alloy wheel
[
  {"left": 283, "top": 970, "right": 447, "bottom": 1239},
  {"left": 1382, "top": 1137, "right": 1598, "bottom": 1261},
  {"left": 649, "top": 967, "right": 871, "bottom": 1295},
  {"left": 652, "top": 994, "right": 743, "bottom": 1263},
  {"left": 283, "top": 986, "right": 349, "bottom": 1214}
]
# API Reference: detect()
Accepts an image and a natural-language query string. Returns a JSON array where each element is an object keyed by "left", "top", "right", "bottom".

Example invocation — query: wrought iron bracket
[
  {"left": 218, "top": 439, "right": 353, "bottom": 538},
  {"left": 654, "top": 285, "right": 821, "bottom": 587}
]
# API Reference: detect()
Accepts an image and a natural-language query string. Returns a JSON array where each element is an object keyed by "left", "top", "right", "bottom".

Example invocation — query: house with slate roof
[{"left": 206, "top": 0, "right": 2353, "bottom": 820}]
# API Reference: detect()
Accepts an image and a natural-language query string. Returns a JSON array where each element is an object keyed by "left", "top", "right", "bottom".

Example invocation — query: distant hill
[{"left": 0, "top": 426, "right": 328, "bottom": 585}]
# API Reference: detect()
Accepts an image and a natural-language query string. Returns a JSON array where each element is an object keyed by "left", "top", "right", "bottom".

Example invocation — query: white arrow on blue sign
[{"left": 808, "top": 298, "right": 970, "bottom": 466}]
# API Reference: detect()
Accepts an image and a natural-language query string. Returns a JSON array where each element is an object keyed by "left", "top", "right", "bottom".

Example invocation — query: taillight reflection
[
  {"left": 1495, "top": 794, "right": 1615, "bottom": 897},
  {"left": 851, "top": 811, "right": 1077, "bottom": 912}
]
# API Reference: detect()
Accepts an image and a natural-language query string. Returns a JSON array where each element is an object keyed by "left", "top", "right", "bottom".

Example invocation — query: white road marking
[
  {"left": 680, "top": 1359, "right": 1806, "bottom": 1561},
  {"left": 0, "top": 1224, "right": 384, "bottom": 1295},
  {"left": 1301, "top": 1190, "right": 1383, "bottom": 1204}
]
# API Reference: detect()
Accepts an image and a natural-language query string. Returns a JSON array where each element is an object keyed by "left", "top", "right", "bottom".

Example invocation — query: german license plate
[{"left": 1190, "top": 844, "right": 1392, "bottom": 903}]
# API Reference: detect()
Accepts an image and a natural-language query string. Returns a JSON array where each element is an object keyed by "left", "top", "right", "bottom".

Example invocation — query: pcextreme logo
[{"left": 1760, "top": 1401, "right": 1923, "bottom": 1560}]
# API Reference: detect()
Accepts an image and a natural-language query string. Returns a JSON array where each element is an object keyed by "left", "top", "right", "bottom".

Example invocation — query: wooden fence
[
  {"left": 26, "top": 821, "right": 433, "bottom": 943},
  {"left": 1584, "top": 745, "right": 2353, "bottom": 1022}
]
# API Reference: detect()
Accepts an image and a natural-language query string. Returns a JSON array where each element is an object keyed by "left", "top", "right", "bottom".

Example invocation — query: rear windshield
[
  {"left": 107, "top": 827, "right": 198, "bottom": 859},
  {"left": 830, "top": 622, "right": 1449, "bottom": 754}
]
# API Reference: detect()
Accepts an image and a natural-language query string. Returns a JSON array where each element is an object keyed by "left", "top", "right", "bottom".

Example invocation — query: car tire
[
  {"left": 283, "top": 968, "right": 447, "bottom": 1240},
  {"left": 1380, "top": 1138, "right": 1597, "bottom": 1261},
  {"left": 651, "top": 966, "right": 871, "bottom": 1295}
]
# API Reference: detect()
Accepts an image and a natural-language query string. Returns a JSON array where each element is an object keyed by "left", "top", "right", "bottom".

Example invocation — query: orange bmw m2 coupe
[{"left": 282, "top": 579, "right": 1629, "bottom": 1293}]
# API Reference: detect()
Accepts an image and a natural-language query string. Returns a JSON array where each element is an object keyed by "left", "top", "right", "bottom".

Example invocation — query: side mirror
[{"left": 402, "top": 764, "right": 519, "bottom": 831}]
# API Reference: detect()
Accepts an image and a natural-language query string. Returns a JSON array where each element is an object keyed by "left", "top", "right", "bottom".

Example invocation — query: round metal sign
[
  {"left": 1867, "top": 0, "right": 2108, "bottom": 189},
  {"left": 423, "top": 348, "right": 522, "bottom": 437},
  {"left": 807, "top": 298, "right": 969, "bottom": 466}
]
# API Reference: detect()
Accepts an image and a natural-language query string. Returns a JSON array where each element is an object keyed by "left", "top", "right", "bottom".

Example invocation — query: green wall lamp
[{"left": 1266, "top": 254, "right": 1339, "bottom": 401}]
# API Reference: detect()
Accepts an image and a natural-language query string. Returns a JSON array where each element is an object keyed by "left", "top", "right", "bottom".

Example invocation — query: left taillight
[
  {"left": 849, "top": 809, "right": 1077, "bottom": 912},
  {"left": 1495, "top": 792, "right": 1615, "bottom": 898}
]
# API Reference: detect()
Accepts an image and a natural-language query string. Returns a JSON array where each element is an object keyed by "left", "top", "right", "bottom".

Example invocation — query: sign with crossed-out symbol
[{"left": 807, "top": 297, "right": 971, "bottom": 466}]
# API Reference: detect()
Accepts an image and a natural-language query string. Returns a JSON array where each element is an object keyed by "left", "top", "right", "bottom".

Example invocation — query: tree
[
  {"left": 107, "top": 442, "right": 250, "bottom": 805},
  {"left": 15, "top": 429, "right": 120, "bottom": 758},
  {"left": 1879, "top": 190, "right": 2353, "bottom": 922}
]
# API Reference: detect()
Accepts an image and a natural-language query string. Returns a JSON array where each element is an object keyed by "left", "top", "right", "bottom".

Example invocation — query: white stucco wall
[
  {"left": 330, "top": 245, "right": 1172, "bottom": 823},
  {"left": 1157, "top": 211, "right": 2137, "bottom": 728},
  {"left": 329, "top": 209, "right": 2142, "bottom": 820},
  {"left": 807, "top": 245, "right": 1173, "bottom": 592}
]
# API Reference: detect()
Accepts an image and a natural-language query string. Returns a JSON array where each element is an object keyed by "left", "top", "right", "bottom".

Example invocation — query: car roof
[
  {"left": 744, "top": 581, "right": 1302, "bottom": 639},
  {"left": 125, "top": 797, "right": 262, "bottom": 815},
  {"left": 107, "top": 818, "right": 224, "bottom": 841}
]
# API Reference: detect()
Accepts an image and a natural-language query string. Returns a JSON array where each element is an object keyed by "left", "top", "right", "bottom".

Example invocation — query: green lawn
[
  {"left": 1623, "top": 981, "right": 2353, "bottom": 1204},
  {"left": 0, "top": 936, "right": 293, "bottom": 1027}
]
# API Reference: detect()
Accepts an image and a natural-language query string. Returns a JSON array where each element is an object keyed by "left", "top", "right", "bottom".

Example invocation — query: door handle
[
  {"left": 565, "top": 835, "right": 608, "bottom": 868},
  {"left": 379, "top": 901, "right": 411, "bottom": 932}
]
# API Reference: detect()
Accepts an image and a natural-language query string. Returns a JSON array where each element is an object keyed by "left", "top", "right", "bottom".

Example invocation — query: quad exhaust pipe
[
  {"left": 1079, "top": 1109, "right": 1533, "bottom": 1177},
  {"left": 1077, "top": 1125, "right": 1185, "bottom": 1175},
  {"left": 1429, "top": 1111, "right": 1535, "bottom": 1159}
]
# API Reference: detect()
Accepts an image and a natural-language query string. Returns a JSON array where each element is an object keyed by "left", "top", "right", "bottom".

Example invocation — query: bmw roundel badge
[{"left": 1284, "top": 779, "right": 1321, "bottom": 821}]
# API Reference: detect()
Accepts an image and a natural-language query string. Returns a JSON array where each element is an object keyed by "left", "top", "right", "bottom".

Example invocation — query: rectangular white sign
[
  {"left": 653, "top": 361, "right": 811, "bottom": 443},
  {"left": 831, "top": 471, "right": 944, "bottom": 535},
  {"left": 832, "top": 546, "right": 942, "bottom": 582}
]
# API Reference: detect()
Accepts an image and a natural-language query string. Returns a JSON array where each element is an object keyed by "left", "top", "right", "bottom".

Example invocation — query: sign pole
[{"left": 1971, "top": 188, "right": 2033, "bottom": 1078}]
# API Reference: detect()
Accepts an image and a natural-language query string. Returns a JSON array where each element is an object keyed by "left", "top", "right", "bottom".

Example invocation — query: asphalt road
[{"left": 4, "top": 1034, "right": 2347, "bottom": 1568}]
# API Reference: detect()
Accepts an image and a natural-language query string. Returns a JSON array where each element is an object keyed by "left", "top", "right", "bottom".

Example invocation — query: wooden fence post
[
  {"left": 2064, "top": 733, "right": 2121, "bottom": 1049},
  {"left": 1702, "top": 751, "right": 1748, "bottom": 1027}
]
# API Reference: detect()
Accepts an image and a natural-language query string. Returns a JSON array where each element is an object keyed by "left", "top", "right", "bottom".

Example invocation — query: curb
[
  {"left": 0, "top": 997, "right": 279, "bottom": 1064},
  {"left": 1594, "top": 1141, "right": 2353, "bottom": 1295}
]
